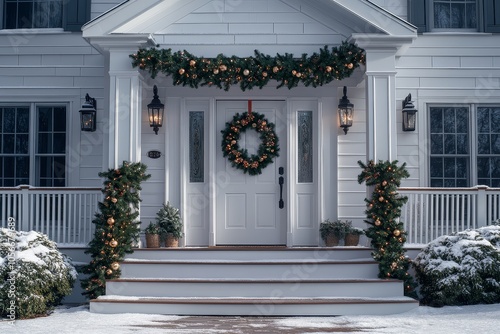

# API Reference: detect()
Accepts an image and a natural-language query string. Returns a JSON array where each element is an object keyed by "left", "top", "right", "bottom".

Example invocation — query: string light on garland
[
  {"left": 130, "top": 41, "right": 365, "bottom": 91},
  {"left": 358, "top": 159, "right": 417, "bottom": 298},
  {"left": 221, "top": 103, "right": 279, "bottom": 175}
]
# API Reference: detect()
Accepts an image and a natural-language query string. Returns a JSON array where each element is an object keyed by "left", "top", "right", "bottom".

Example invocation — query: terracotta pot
[
  {"left": 324, "top": 234, "right": 340, "bottom": 247},
  {"left": 165, "top": 233, "right": 179, "bottom": 247},
  {"left": 145, "top": 233, "right": 160, "bottom": 248},
  {"left": 344, "top": 233, "right": 360, "bottom": 246}
]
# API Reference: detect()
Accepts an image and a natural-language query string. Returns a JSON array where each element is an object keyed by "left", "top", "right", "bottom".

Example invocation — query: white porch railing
[
  {"left": 0, "top": 186, "right": 101, "bottom": 246},
  {"left": 399, "top": 186, "right": 500, "bottom": 245}
]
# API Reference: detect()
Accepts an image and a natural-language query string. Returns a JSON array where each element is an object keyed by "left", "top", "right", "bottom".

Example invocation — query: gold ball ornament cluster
[
  {"left": 107, "top": 217, "right": 115, "bottom": 225},
  {"left": 109, "top": 239, "right": 118, "bottom": 248},
  {"left": 111, "top": 262, "right": 120, "bottom": 270},
  {"left": 221, "top": 111, "right": 279, "bottom": 175}
]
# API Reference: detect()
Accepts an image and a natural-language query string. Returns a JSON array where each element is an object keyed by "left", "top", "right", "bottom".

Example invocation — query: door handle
[{"left": 279, "top": 167, "right": 284, "bottom": 209}]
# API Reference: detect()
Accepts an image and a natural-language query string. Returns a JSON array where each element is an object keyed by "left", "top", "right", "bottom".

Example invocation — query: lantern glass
[
  {"left": 338, "top": 86, "right": 354, "bottom": 135},
  {"left": 80, "top": 110, "right": 96, "bottom": 131},
  {"left": 402, "top": 109, "right": 417, "bottom": 131},
  {"left": 147, "top": 85, "right": 164, "bottom": 135},
  {"left": 79, "top": 94, "right": 96, "bottom": 132}
]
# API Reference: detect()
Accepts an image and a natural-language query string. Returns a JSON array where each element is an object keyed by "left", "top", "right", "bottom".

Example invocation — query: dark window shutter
[
  {"left": 64, "top": 0, "right": 91, "bottom": 32},
  {"left": 407, "top": 0, "right": 427, "bottom": 33},
  {"left": 485, "top": 0, "right": 500, "bottom": 33}
]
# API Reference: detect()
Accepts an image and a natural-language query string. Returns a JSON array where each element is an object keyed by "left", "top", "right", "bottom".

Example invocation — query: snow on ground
[{"left": 1, "top": 303, "right": 500, "bottom": 334}]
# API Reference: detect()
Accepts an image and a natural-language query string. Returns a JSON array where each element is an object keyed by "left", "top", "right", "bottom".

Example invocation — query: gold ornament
[
  {"left": 219, "top": 64, "right": 227, "bottom": 71},
  {"left": 243, "top": 69, "right": 250, "bottom": 76},
  {"left": 107, "top": 217, "right": 115, "bottom": 225},
  {"left": 109, "top": 239, "right": 118, "bottom": 248},
  {"left": 106, "top": 269, "right": 113, "bottom": 275},
  {"left": 326, "top": 66, "right": 332, "bottom": 72},
  {"left": 111, "top": 198, "right": 118, "bottom": 203},
  {"left": 375, "top": 220, "right": 381, "bottom": 226},
  {"left": 111, "top": 262, "right": 120, "bottom": 270},
  {"left": 213, "top": 68, "right": 219, "bottom": 74},
  {"left": 262, "top": 71, "right": 268, "bottom": 77},
  {"left": 382, "top": 180, "right": 388, "bottom": 186},
  {"left": 291, "top": 70, "right": 297, "bottom": 76},
  {"left": 178, "top": 68, "right": 185, "bottom": 75},
  {"left": 189, "top": 59, "right": 196, "bottom": 66},
  {"left": 393, "top": 229, "right": 401, "bottom": 237},
  {"left": 378, "top": 196, "right": 384, "bottom": 202},
  {"left": 347, "top": 63, "right": 353, "bottom": 69},
  {"left": 273, "top": 66, "right": 279, "bottom": 73}
]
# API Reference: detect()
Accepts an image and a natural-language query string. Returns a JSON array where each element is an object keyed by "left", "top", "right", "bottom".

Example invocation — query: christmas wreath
[{"left": 221, "top": 111, "right": 279, "bottom": 175}]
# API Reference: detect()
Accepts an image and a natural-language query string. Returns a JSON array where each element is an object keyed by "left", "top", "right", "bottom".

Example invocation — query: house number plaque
[{"left": 147, "top": 150, "right": 162, "bottom": 159}]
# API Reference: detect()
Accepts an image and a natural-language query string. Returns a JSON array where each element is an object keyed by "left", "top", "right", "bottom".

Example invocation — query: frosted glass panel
[
  {"left": 298, "top": 111, "right": 313, "bottom": 183},
  {"left": 189, "top": 111, "right": 204, "bottom": 183}
]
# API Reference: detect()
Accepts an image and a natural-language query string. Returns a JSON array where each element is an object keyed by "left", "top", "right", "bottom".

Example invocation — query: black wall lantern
[
  {"left": 338, "top": 86, "right": 354, "bottom": 135},
  {"left": 79, "top": 93, "right": 97, "bottom": 132},
  {"left": 402, "top": 93, "right": 418, "bottom": 132},
  {"left": 147, "top": 85, "right": 164, "bottom": 135}
]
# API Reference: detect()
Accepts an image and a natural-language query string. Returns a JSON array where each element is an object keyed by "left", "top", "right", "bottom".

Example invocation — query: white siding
[{"left": 91, "top": 0, "right": 125, "bottom": 19}]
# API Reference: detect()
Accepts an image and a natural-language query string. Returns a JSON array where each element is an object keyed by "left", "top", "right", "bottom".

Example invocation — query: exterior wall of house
[
  {"left": 91, "top": 0, "right": 124, "bottom": 19},
  {"left": 395, "top": 34, "right": 500, "bottom": 187}
]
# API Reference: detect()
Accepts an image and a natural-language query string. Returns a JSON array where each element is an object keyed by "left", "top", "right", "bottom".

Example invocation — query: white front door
[{"left": 216, "top": 100, "right": 287, "bottom": 245}]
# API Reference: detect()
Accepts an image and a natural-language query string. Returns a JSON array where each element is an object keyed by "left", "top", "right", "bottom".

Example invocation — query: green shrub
[
  {"left": 156, "top": 202, "right": 184, "bottom": 239},
  {"left": 414, "top": 226, "right": 500, "bottom": 307},
  {"left": 0, "top": 228, "right": 76, "bottom": 319}
]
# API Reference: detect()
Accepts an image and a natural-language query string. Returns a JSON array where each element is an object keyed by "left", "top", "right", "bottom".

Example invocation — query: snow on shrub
[
  {"left": 414, "top": 225, "right": 500, "bottom": 307},
  {"left": 0, "top": 228, "right": 77, "bottom": 319}
]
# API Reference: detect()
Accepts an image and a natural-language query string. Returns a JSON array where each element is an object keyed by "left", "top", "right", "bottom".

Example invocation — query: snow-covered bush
[
  {"left": 0, "top": 228, "right": 77, "bottom": 319},
  {"left": 414, "top": 226, "right": 500, "bottom": 307}
]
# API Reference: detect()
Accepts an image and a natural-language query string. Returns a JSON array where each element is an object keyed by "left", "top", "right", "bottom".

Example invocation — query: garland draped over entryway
[{"left": 130, "top": 41, "right": 365, "bottom": 91}]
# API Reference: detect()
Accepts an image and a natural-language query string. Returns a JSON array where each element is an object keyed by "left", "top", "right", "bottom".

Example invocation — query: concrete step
[
  {"left": 106, "top": 278, "right": 404, "bottom": 298},
  {"left": 130, "top": 247, "right": 373, "bottom": 261},
  {"left": 119, "top": 259, "right": 379, "bottom": 279},
  {"left": 90, "top": 296, "right": 419, "bottom": 316}
]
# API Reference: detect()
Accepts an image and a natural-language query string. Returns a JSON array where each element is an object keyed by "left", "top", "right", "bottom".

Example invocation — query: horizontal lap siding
[{"left": 337, "top": 88, "right": 367, "bottom": 225}]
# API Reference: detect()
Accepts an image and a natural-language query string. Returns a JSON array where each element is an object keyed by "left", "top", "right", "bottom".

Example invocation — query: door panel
[{"left": 216, "top": 100, "right": 286, "bottom": 245}]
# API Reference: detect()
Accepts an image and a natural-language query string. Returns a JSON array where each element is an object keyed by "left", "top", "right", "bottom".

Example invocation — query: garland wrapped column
[{"left": 357, "top": 160, "right": 416, "bottom": 296}]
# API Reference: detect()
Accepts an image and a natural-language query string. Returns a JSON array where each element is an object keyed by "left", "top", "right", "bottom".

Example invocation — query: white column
[
  {"left": 364, "top": 52, "right": 397, "bottom": 161},
  {"left": 351, "top": 35, "right": 415, "bottom": 162},
  {"left": 107, "top": 50, "right": 143, "bottom": 168}
]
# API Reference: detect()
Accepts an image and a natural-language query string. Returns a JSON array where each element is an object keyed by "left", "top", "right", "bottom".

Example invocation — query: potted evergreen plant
[
  {"left": 144, "top": 222, "right": 160, "bottom": 248},
  {"left": 156, "top": 202, "right": 184, "bottom": 247},
  {"left": 320, "top": 219, "right": 351, "bottom": 247},
  {"left": 344, "top": 226, "right": 364, "bottom": 246}
]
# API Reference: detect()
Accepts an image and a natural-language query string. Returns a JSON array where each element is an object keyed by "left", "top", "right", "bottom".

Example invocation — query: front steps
[{"left": 90, "top": 247, "right": 419, "bottom": 316}]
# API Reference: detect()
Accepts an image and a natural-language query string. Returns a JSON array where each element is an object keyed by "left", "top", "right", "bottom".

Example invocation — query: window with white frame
[
  {"left": 429, "top": 105, "right": 500, "bottom": 187},
  {"left": 0, "top": 104, "right": 67, "bottom": 187}
]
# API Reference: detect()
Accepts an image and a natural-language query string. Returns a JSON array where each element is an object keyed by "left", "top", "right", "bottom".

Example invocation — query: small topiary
[
  {"left": 156, "top": 202, "right": 184, "bottom": 240},
  {"left": 0, "top": 228, "right": 77, "bottom": 319},
  {"left": 413, "top": 225, "right": 500, "bottom": 307}
]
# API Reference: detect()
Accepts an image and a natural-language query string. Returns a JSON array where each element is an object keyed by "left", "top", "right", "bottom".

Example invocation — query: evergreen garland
[
  {"left": 130, "top": 41, "right": 365, "bottom": 91},
  {"left": 221, "top": 111, "right": 279, "bottom": 175},
  {"left": 357, "top": 160, "right": 416, "bottom": 296},
  {"left": 81, "top": 161, "right": 151, "bottom": 299}
]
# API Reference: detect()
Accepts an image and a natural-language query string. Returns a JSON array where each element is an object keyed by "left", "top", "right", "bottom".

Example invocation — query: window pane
[
  {"left": 17, "top": 156, "right": 29, "bottom": 178},
  {"left": 189, "top": 111, "right": 204, "bottom": 183},
  {"left": 477, "top": 157, "right": 489, "bottom": 178},
  {"left": 53, "top": 156, "right": 65, "bottom": 185},
  {"left": 444, "top": 158, "right": 456, "bottom": 177},
  {"left": 3, "top": 108, "right": 15, "bottom": 132},
  {"left": 456, "top": 108, "right": 468, "bottom": 133},
  {"left": 434, "top": 2, "right": 450, "bottom": 28},
  {"left": 49, "top": 0, "right": 63, "bottom": 28},
  {"left": 443, "top": 108, "right": 456, "bottom": 133},
  {"left": 38, "top": 133, "right": 51, "bottom": 153},
  {"left": 434, "top": 0, "right": 477, "bottom": 29},
  {"left": 491, "top": 108, "right": 500, "bottom": 133},
  {"left": 431, "top": 134, "right": 443, "bottom": 154},
  {"left": 38, "top": 107, "right": 52, "bottom": 131},
  {"left": 492, "top": 135, "right": 500, "bottom": 154},
  {"left": 53, "top": 133, "right": 65, "bottom": 153},
  {"left": 444, "top": 134, "right": 456, "bottom": 154},
  {"left": 430, "top": 157, "right": 443, "bottom": 177},
  {"left": 298, "top": 111, "right": 313, "bottom": 183},
  {"left": 53, "top": 107, "right": 66, "bottom": 131},
  {"left": 477, "top": 134, "right": 490, "bottom": 154},
  {"left": 18, "top": 1, "right": 33, "bottom": 29},
  {"left": 430, "top": 108, "right": 443, "bottom": 133},
  {"left": 16, "top": 134, "right": 29, "bottom": 154},
  {"left": 4, "top": 157, "right": 14, "bottom": 177},
  {"left": 4, "top": 2, "right": 17, "bottom": 29},
  {"left": 450, "top": 3, "right": 465, "bottom": 28},
  {"left": 477, "top": 108, "right": 490, "bottom": 133},
  {"left": 456, "top": 134, "right": 468, "bottom": 154},
  {"left": 17, "top": 107, "right": 30, "bottom": 132},
  {"left": 3, "top": 135, "right": 15, "bottom": 153}
]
